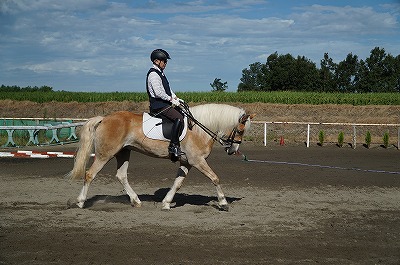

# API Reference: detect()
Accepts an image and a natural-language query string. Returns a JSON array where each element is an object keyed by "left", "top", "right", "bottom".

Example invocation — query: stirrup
[{"left": 168, "top": 144, "right": 184, "bottom": 161}]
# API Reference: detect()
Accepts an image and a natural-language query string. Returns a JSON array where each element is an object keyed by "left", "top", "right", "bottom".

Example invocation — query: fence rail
[
  {"left": 0, "top": 118, "right": 87, "bottom": 147},
  {"left": 1, "top": 118, "right": 400, "bottom": 149},
  {"left": 252, "top": 121, "right": 400, "bottom": 149}
]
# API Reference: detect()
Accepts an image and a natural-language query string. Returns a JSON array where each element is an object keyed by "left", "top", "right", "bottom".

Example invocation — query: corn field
[{"left": 1, "top": 91, "right": 399, "bottom": 105}]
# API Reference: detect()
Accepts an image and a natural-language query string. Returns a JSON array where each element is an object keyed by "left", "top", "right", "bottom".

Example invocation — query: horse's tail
[{"left": 66, "top": 116, "right": 103, "bottom": 180}]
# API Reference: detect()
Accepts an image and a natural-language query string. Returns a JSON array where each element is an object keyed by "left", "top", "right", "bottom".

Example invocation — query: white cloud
[
  {"left": 0, "top": 0, "right": 107, "bottom": 13},
  {"left": 169, "top": 15, "right": 294, "bottom": 36},
  {"left": 1, "top": 1, "right": 399, "bottom": 92},
  {"left": 291, "top": 5, "right": 398, "bottom": 36}
]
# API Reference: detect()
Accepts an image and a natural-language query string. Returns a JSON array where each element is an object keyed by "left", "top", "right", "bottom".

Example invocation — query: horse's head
[
  {"left": 224, "top": 113, "right": 256, "bottom": 155},
  {"left": 187, "top": 104, "right": 256, "bottom": 155}
]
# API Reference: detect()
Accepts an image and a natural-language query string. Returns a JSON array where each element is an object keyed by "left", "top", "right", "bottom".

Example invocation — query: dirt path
[
  {"left": 1, "top": 100, "right": 399, "bottom": 124},
  {"left": 1, "top": 144, "right": 400, "bottom": 264}
]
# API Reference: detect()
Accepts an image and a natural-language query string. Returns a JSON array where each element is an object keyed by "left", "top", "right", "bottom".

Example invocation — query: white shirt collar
[{"left": 152, "top": 63, "right": 163, "bottom": 73}]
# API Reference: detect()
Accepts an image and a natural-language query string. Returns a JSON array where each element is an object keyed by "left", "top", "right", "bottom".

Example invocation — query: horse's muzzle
[{"left": 225, "top": 143, "right": 239, "bottom": 155}]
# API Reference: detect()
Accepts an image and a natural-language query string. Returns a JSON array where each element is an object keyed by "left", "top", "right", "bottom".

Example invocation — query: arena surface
[{"left": 1, "top": 143, "right": 400, "bottom": 264}]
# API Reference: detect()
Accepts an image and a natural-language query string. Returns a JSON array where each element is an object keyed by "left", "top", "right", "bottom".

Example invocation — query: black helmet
[{"left": 150, "top": 49, "right": 171, "bottom": 62}]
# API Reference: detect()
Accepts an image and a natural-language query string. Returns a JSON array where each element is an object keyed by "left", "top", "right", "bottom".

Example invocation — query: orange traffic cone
[{"left": 280, "top": 136, "right": 285, "bottom": 146}]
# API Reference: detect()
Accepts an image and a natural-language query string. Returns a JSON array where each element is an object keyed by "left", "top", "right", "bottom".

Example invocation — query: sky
[{"left": 1, "top": 0, "right": 399, "bottom": 92}]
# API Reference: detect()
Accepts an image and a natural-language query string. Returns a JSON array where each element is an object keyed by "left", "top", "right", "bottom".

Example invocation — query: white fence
[
  {"left": 0, "top": 118, "right": 87, "bottom": 147},
  {"left": 1, "top": 118, "right": 399, "bottom": 149},
  {"left": 252, "top": 121, "right": 400, "bottom": 149}
]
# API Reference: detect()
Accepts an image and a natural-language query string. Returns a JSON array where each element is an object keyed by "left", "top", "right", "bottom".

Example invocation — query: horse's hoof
[
  {"left": 218, "top": 204, "right": 229, "bottom": 212},
  {"left": 76, "top": 201, "right": 85, "bottom": 209},
  {"left": 132, "top": 201, "right": 142, "bottom": 208},
  {"left": 162, "top": 203, "right": 171, "bottom": 211}
]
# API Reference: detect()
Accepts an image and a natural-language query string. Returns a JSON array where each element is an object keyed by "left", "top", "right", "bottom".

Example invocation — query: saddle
[{"left": 142, "top": 113, "right": 188, "bottom": 141}]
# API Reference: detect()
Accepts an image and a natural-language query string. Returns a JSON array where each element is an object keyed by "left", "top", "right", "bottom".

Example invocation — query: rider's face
[{"left": 155, "top": 59, "right": 167, "bottom": 70}]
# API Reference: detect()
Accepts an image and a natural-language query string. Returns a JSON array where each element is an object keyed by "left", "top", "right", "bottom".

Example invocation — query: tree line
[
  {"left": 238, "top": 47, "right": 400, "bottom": 93},
  {"left": 0, "top": 85, "right": 54, "bottom": 92}
]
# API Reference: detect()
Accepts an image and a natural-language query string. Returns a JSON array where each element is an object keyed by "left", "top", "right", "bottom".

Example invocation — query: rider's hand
[{"left": 171, "top": 97, "right": 181, "bottom": 107}]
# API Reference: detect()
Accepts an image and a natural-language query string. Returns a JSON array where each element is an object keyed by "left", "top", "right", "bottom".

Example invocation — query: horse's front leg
[
  {"left": 162, "top": 165, "right": 190, "bottom": 210},
  {"left": 194, "top": 159, "right": 229, "bottom": 211}
]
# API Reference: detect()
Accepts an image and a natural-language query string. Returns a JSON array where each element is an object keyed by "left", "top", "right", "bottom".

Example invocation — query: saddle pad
[{"left": 142, "top": 113, "right": 187, "bottom": 142}]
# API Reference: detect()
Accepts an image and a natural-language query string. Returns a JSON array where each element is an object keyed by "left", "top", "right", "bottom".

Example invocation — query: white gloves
[{"left": 171, "top": 97, "right": 181, "bottom": 107}]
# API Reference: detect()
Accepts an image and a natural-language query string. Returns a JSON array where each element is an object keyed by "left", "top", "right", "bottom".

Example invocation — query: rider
[{"left": 146, "top": 49, "right": 185, "bottom": 161}]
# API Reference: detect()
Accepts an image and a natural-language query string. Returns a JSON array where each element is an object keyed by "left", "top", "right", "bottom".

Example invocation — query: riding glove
[{"left": 171, "top": 97, "right": 181, "bottom": 107}]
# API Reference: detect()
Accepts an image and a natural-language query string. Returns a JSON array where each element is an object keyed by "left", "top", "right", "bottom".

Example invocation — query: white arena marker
[
  {"left": 0, "top": 152, "right": 14, "bottom": 157},
  {"left": 17, "top": 150, "right": 33, "bottom": 154},
  {"left": 30, "top": 154, "right": 49, "bottom": 158},
  {"left": 47, "top": 151, "right": 63, "bottom": 155},
  {"left": 58, "top": 154, "right": 75, "bottom": 158}
]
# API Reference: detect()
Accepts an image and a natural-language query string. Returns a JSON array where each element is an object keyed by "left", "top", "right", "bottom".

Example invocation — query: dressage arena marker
[
  {"left": 0, "top": 150, "right": 95, "bottom": 159},
  {"left": 242, "top": 156, "right": 400, "bottom": 175}
]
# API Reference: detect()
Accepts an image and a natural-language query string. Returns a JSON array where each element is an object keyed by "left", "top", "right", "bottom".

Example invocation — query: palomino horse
[{"left": 67, "top": 103, "right": 255, "bottom": 211}]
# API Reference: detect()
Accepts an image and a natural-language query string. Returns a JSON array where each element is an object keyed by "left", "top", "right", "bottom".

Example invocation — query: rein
[{"left": 179, "top": 102, "right": 242, "bottom": 147}]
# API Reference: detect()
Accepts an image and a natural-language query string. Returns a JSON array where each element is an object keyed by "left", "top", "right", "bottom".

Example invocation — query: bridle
[
  {"left": 224, "top": 114, "right": 249, "bottom": 145},
  {"left": 179, "top": 102, "right": 248, "bottom": 147}
]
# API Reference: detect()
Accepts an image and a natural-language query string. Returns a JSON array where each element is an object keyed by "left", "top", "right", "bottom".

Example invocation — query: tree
[
  {"left": 210, "top": 78, "right": 228, "bottom": 92},
  {"left": 356, "top": 47, "right": 400, "bottom": 92},
  {"left": 320, "top": 53, "right": 337, "bottom": 92},
  {"left": 238, "top": 62, "right": 267, "bottom": 91},
  {"left": 38, "top": 85, "right": 53, "bottom": 92},
  {"left": 335, "top": 53, "right": 359, "bottom": 92},
  {"left": 0, "top": 85, "right": 54, "bottom": 92},
  {"left": 264, "top": 52, "right": 319, "bottom": 91},
  {"left": 293, "top": 55, "right": 320, "bottom": 91},
  {"left": 238, "top": 52, "right": 320, "bottom": 91},
  {"left": 237, "top": 48, "right": 399, "bottom": 92},
  {"left": 265, "top": 52, "right": 294, "bottom": 90}
]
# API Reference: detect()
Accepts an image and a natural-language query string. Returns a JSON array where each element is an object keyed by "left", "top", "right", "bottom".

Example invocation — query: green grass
[{"left": 0, "top": 91, "right": 399, "bottom": 105}]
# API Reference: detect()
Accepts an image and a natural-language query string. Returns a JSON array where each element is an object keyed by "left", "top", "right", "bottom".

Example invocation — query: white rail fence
[
  {"left": 0, "top": 118, "right": 87, "bottom": 147},
  {"left": 252, "top": 121, "right": 400, "bottom": 149},
  {"left": 1, "top": 118, "right": 400, "bottom": 149}
]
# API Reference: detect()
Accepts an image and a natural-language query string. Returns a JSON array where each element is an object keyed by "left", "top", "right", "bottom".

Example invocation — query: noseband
[{"left": 225, "top": 127, "right": 242, "bottom": 145}]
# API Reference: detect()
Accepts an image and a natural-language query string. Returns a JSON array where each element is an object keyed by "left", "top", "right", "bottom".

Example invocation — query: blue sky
[{"left": 1, "top": 0, "right": 399, "bottom": 92}]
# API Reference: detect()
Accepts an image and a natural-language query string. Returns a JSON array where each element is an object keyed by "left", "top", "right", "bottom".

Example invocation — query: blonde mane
[{"left": 189, "top": 104, "right": 248, "bottom": 137}]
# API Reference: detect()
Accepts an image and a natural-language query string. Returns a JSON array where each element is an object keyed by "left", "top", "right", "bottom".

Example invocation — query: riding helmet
[{"left": 150, "top": 49, "right": 171, "bottom": 62}]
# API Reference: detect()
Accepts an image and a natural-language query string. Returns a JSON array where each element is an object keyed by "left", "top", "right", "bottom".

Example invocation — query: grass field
[{"left": 1, "top": 91, "right": 399, "bottom": 105}]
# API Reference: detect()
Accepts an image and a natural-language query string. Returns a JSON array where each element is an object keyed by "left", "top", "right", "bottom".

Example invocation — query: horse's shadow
[{"left": 82, "top": 188, "right": 241, "bottom": 210}]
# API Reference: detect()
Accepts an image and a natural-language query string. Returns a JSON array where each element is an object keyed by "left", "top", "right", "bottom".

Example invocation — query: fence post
[
  {"left": 352, "top": 125, "right": 356, "bottom": 149},
  {"left": 5, "top": 129, "right": 16, "bottom": 147},
  {"left": 45, "top": 124, "right": 60, "bottom": 144},
  {"left": 307, "top": 124, "right": 310, "bottom": 147},
  {"left": 264, "top": 122, "right": 267, "bottom": 146},
  {"left": 26, "top": 129, "right": 39, "bottom": 145},
  {"left": 398, "top": 127, "right": 400, "bottom": 150}
]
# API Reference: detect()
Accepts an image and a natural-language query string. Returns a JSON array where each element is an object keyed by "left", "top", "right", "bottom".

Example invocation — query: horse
[{"left": 67, "top": 103, "right": 255, "bottom": 211}]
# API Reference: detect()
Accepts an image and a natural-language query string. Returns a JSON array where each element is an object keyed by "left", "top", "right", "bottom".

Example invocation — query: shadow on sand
[{"left": 80, "top": 188, "right": 241, "bottom": 210}]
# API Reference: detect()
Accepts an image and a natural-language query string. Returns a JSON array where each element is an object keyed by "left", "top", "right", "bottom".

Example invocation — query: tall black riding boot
[{"left": 168, "top": 119, "right": 183, "bottom": 162}]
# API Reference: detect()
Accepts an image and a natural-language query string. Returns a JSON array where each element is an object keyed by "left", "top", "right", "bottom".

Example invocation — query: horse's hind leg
[
  {"left": 115, "top": 148, "right": 141, "bottom": 207},
  {"left": 162, "top": 165, "right": 190, "bottom": 210},
  {"left": 76, "top": 157, "right": 109, "bottom": 208}
]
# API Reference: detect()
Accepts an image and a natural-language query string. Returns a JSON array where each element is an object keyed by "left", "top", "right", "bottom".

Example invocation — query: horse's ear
[
  {"left": 239, "top": 114, "right": 249, "bottom": 124},
  {"left": 240, "top": 113, "right": 256, "bottom": 124}
]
